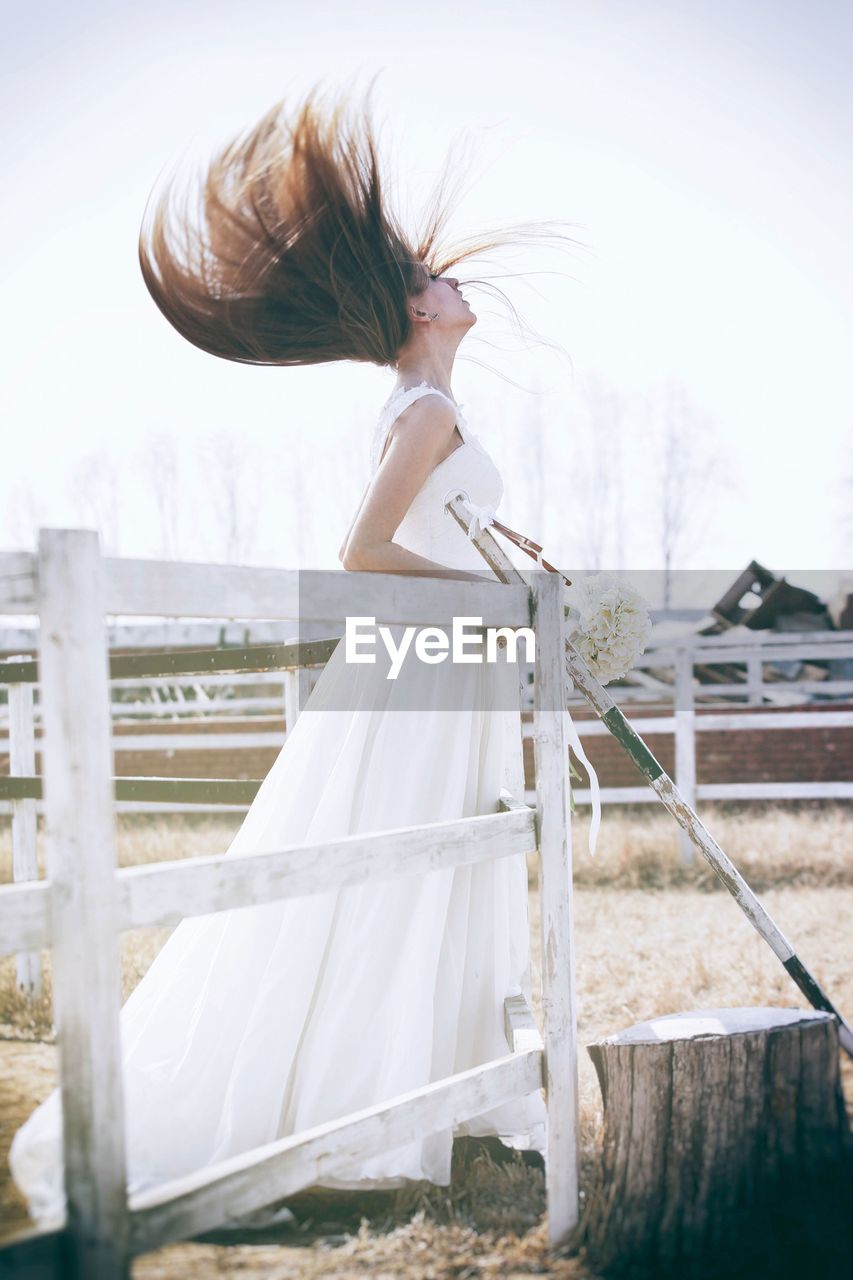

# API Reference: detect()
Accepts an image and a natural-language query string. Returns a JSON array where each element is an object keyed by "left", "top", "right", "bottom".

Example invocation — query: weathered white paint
[
  {"left": 116, "top": 807, "right": 537, "bottom": 930},
  {"left": 4, "top": 776, "right": 852, "bottom": 828},
  {"left": 525, "top": 710, "right": 853, "bottom": 735},
  {"left": 0, "top": 807, "right": 536, "bottom": 954},
  {"left": 528, "top": 780, "right": 853, "bottom": 806},
  {"left": 696, "top": 781, "right": 853, "bottom": 799},
  {"left": 0, "top": 878, "right": 52, "bottom": 954},
  {"left": 531, "top": 572, "right": 580, "bottom": 1249},
  {"left": 504, "top": 992, "right": 545, "bottom": 1055},
  {"left": 37, "top": 529, "right": 130, "bottom": 1279},
  {"left": 9, "top": 669, "right": 41, "bottom": 994},
  {"left": 108, "top": 730, "right": 286, "bottom": 750},
  {"left": 101, "top": 557, "right": 529, "bottom": 626},
  {"left": 126, "top": 1047, "right": 543, "bottom": 1255}
]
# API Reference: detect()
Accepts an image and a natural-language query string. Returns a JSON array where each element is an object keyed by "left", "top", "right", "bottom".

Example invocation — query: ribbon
[
  {"left": 564, "top": 706, "right": 602, "bottom": 858},
  {"left": 464, "top": 502, "right": 498, "bottom": 541},
  {"left": 449, "top": 492, "right": 599, "bottom": 854}
]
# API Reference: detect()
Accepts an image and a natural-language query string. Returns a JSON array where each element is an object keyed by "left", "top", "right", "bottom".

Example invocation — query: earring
[{"left": 429, "top": 312, "right": 438, "bottom": 320}]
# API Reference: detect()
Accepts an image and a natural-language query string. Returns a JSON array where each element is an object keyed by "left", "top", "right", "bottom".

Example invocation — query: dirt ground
[{"left": 0, "top": 805, "right": 851, "bottom": 1276}]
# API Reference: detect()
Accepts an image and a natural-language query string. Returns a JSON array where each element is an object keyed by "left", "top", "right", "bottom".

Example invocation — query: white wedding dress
[{"left": 9, "top": 382, "right": 598, "bottom": 1231}]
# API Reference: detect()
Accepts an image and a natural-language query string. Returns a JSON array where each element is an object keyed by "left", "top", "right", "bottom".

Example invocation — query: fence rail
[
  {"left": 3, "top": 630, "right": 852, "bottom": 821},
  {"left": 1, "top": 533, "right": 851, "bottom": 1275},
  {"left": 0, "top": 530, "right": 578, "bottom": 1274}
]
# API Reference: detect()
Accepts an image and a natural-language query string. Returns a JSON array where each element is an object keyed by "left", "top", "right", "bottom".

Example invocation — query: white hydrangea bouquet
[
  {"left": 563, "top": 572, "right": 653, "bottom": 814},
  {"left": 564, "top": 572, "right": 653, "bottom": 685}
]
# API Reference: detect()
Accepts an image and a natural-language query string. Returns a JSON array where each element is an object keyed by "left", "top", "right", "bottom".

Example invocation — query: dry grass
[{"left": 0, "top": 803, "right": 850, "bottom": 1277}]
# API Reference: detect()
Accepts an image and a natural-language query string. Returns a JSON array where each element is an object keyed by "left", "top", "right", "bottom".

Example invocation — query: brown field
[{"left": 0, "top": 802, "right": 851, "bottom": 1277}]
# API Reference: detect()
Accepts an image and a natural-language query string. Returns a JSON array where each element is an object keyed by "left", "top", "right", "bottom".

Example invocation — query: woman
[{"left": 9, "top": 80, "right": 598, "bottom": 1230}]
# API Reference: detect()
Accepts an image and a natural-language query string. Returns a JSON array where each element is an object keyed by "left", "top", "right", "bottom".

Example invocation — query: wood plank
[
  {"left": 126, "top": 1048, "right": 543, "bottom": 1254},
  {"left": 0, "top": 879, "right": 52, "bottom": 954},
  {"left": 117, "top": 807, "right": 537, "bottom": 930},
  {"left": 690, "top": 641, "right": 853, "bottom": 663},
  {"left": 525, "top": 710, "right": 853, "bottom": 735},
  {"left": 531, "top": 571, "right": 580, "bottom": 1248},
  {"left": 9, "top": 676, "right": 41, "bottom": 995},
  {"left": 0, "top": 808, "right": 537, "bottom": 954},
  {"left": 107, "top": 639, "right": 340, "bottom": 679},
  {"left": 688, "top": 710, "right": 853, "bottom": 731},
  {"left": 696, "top": 781, "right": 853, "bottom": 801},
  {"left": 531, "top": 782, "right": 853, "bottom": 805},
  {"left": 503, "top": 993, "right": 544, "bottom": 1054},
  {"left": 101, "top": 558, "right": 530, "bottom": 626},
  {"left": 109, "top": 733, "right": 285, "bottom": 752},
  {"left": 0, "top": 776, "right": 264, "bottom": 804},
  {"left": 37, "top": 529, "right": 130, "bottom": 1278},
  {"left": 0, "top": 640, "right": 340, "bottom": 687}
]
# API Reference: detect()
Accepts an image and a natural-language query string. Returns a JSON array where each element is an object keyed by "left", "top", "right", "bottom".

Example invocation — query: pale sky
[{"left": 2, "top": 0, "right": 852, "bottom": 607}]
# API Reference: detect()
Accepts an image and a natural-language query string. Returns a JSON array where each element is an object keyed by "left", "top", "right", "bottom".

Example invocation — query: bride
[{"left": 9, "top": 79, "right": 599, "bottom": 1231}]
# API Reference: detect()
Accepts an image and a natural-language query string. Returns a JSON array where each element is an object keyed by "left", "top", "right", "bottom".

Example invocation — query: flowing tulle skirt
[{"left": 9, "top": 631, "right": 546, "bottom": 1228}]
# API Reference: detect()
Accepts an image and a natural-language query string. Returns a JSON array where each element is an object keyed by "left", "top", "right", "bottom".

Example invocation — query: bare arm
[
  {"left": 339, "top": 398, "right": 488, "bottom": 583},
  {"left": 338, "top": 481, "right": 370, "bottom": 562}
]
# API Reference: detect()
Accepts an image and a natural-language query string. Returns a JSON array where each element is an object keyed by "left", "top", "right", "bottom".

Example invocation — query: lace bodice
[{"left": 368, "top": 382, "right": 504, "bottom": 572}]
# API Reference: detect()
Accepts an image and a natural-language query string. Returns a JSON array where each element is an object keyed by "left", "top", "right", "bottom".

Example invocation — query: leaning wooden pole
[
  {"left": 445, "top": 493, "right": 853, "bottom": 1060},
  {"left": 562, "top": 645, "right": 853, "bottom": 1058}
]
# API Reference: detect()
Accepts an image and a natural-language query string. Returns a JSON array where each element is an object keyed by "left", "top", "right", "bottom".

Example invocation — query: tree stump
[{"left": 577, "top": 1007, "right": 851, "bottom": 1279}]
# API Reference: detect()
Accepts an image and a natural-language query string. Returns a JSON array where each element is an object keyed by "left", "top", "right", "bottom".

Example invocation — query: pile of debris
[{"left": 644, "top": 562, "right": 853, "bottom": 704}]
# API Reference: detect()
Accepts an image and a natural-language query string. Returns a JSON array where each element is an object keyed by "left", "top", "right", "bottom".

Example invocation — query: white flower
[{"left": 564, "top": 572, "right": 652, "bottom": 684}]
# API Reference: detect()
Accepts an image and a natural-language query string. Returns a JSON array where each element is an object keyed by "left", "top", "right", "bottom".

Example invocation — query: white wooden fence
[
  {"left": 0, "top": 529, "right": 579, "bottom": 1276},
  {"left": 4, "top": 630, "right": 851, "bottom": 824}
]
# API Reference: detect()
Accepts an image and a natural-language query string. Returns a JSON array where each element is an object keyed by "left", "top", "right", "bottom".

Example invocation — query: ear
[{"left": 408, "top": 303, "right": 433, "bottom": 325}]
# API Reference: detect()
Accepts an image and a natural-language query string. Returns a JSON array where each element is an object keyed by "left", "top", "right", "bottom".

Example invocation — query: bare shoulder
[{"left": 380, "top": 393, "right": 457, "bottom": 465}]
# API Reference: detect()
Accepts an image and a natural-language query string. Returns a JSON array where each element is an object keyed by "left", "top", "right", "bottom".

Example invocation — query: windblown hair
[{"left": 138, "top": 78, "right": 577, "bottom": 370}]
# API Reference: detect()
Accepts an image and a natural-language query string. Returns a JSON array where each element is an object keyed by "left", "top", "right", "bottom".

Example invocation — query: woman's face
[{"left": 413, "top": 268, "right": 476, "bottom": 329}]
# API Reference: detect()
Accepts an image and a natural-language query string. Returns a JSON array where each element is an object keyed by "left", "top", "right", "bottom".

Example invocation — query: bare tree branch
[
  {"left": 67, "top": 452, "right": 121, "bottom": 555},
  {"left": 140, "top": 431, "right": 182, "bottom": 559},
  {"left": 648, "top": 380, "right": 730, "bottom": 608},
  {"left": 198, "top": 430, "right": 262, "bottom": 564}
]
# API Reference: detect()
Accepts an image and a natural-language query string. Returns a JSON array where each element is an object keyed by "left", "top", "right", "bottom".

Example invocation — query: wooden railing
[
  {"left": 0, "top": 529, "right": 579, "bottom": 1275},
  {"left": 4, "top": 630, "right": 851, "bottom": 830}
]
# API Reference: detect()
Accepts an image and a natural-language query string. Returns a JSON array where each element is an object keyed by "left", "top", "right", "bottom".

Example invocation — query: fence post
[
  {"left": 37, "top": 528, "right": 130, "bottom": 1279},
  {"left": 674, "top": 643, "right": 696, "bottom": 866},
  {"left": 531, "top": 571, "right": 580, "bottom": 1248},
  {"left": 283, "top": 622, "right": 328, "bottom": 733},
  {"left": 746, "top": 651, "right": 763, "bottom": 705},
  {"left": 502, "top": 658, "right": 527, "bottom": 802},
  {"left": 9, "top": 658, "right": 41, "bottom": 996},
  {"left": 282, "top": 643, "right": 312, "bottom": 734}
]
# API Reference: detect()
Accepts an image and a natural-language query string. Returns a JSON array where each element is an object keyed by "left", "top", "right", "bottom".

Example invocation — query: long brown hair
[{"left": 138, "top": 76, "right": 579, "bottom": 370}]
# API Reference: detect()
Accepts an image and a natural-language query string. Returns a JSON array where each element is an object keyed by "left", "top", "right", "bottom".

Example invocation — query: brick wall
[
  {"left": 4, "top": 702, "right": 850, "bottom": 792},
  {"left": 524, "top": 701, "right": 853, "bottom": 788}
]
